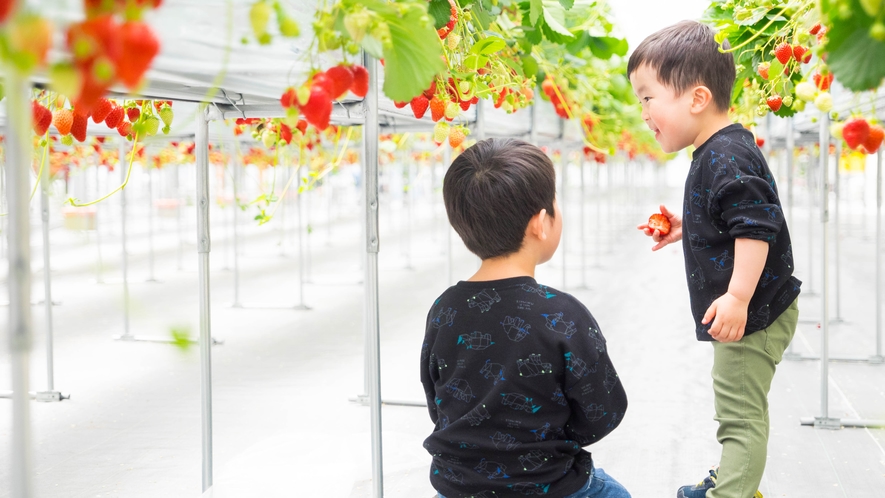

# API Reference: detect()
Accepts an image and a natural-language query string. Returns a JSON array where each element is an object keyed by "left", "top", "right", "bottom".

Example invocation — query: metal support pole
[
  {"left": 833, "top": 142, "right": 842, "bottom": 322},
  {"left": 807, "top": 147, "right": 816, "bottom": 296},
  {"left": 177, "top": 164, "right": 184, "bottom": 271},
  {"left": 196, "top": 109, "right": 214, "bottom": 491},
  {"left": 784, "top": 119, "right": 799, "bottom": 359},
  {"left": 579, "top": 159, "right": 587, "bottom": 289},
  {"left": 405, "top": 159, "right": 414, "bottom": 270},
  {"left": 94, "top": 160, "right": 104, "bottom": 283},
  {"left": 297, "top": 161, "right": 308, "bottom": 307},
  {"left": 363, "top": 53, "right": 385, "bottom": 498},
  {"left": 444, "top": 147, "right": 453, "bottom": 286},
  {"left": 233, "top": 154, "right": 241, "bottom": 307},
  {"left": 875, "top": 150, "right": 885, "bottom": 363},
  {"left": 120, "top": 141, "right": 132, "bottom": 339},
  {"left": 146, "top": 162, "right": 159, "bottom": 282},
  {"left": 6, "top": 67, "right": 35, "bottom": 498},
  {"left": 561, "top": 150, "right": 568, "bottom": 289},
  {"left": 37, "top": 137, "right": 67, "bottom": 402}
]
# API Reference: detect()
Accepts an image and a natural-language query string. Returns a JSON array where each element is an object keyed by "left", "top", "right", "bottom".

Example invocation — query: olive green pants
[{"left": 708, "top": 298, "right": 798, "bottom": 498}]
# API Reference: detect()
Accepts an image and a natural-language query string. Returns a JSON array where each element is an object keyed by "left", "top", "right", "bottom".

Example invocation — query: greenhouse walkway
[{"left": 0, "top": 161, "right": 884, "bottom": 498}]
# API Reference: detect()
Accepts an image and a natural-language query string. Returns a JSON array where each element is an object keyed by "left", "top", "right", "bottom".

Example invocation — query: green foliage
[
  {"left": 429, "top": 0, "right": 453, "bottom": 29},
  {"left": 822, "top": 0, "right": 885, "bottom": 91}
]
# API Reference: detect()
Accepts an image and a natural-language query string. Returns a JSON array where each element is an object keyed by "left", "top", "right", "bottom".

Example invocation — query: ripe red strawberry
[
  {"left": 756, "top": 137, "right": 765, "bottom": 148},
  {"left": 32, "top": 101, "right": 53, "bottom": 136},
  {"left": 437, "top": 0, "right": 457, "bottom": 39},
  {"left": 393, "top": 101, "right": 408, "bottom": 108},
  {"left": 117, "top": 120, "right": 132, "bottom": 138},
  {"left": 350, "top": 64, "right": 369, "bottom": 97},
  {"left": 280, "top": 87, "right": 297, "bottom": 108},
  {"left": 279, "top": 123, "right": 293, "bottom": 144},
  {"left": 429, "top": 96, "right": 446, "bottom": 122},
  {"left": 410, "top": 95, "right": 429, "bottom": 119},
  {"left": 295, "top": 119, "right": 308, "bottom": 134},
  {"left": 299, "top": 86, "right": 332, "bottom": 130},
  {"left": 311, "top": 72, "right": 335, "bottom": 98},
  {"left": 91, "top": 98, "right": 113, "bottom": 123},
  {"left": 127, "top": 107, "right": 140, "bottom": 123},
  {"left": 423, "top": 80, "right": 437, "bottom": 100},
  {"left": 842, "top": 118, "right": 871, "bottom": 150},
  {"left": 71, "top": 113, "right": 88, "bottom": 142},
  {"left": 801, "top": 51, "right": 812, "bottom": 64},
  {"left": 861, "top": 125, "right": 884, "bottom": 154},
  {"left": 774, "top": 42, "right": 793, "bottom": 64},
  {"left": 104, "top": 104, "right": 124, "bottom": 128},
  {"left": 53, "top": 108, "right": 74, "bottom": 135},
  {"left": 766, "top": 95, "right": 783, "bottom": 112},
  {"left": 325, "top": 64, "right": 354, "bottom": 100},
  {"left": 116, "top": 21, "right": 160, "bottom": 89},
  {"left": 459, "top": 99, "right": 471, "bottom": 111},
  {"left": 813, "top": 72, "right": 834, "bottom": 91},
  {"left": 809, "top": 22, "right": 822, "bottom": 35},
  {"left": 648, "top": 213, "right": 670, "bottom": 236},
  {"left": 0, "top": 0, "right": 14, "bottom": 23},
  {"left": 448, "top": 126, "right": 465, "bottom": 148},
  {"left": 792, "top": 45, "right": 807, "bottom": 62}
]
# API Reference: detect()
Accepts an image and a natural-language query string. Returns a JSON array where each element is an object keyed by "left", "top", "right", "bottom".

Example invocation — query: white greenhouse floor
[{"left": 1, "top": 160, "right": 884, "bottom": 498}]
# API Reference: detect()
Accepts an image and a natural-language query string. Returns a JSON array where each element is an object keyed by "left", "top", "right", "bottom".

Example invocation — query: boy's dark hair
[
  {"left": 627, "top": 20, "right": 735, "bottom": 112},
  {"left": 443, "top": 138, "right": 556, "bottom": 260}
]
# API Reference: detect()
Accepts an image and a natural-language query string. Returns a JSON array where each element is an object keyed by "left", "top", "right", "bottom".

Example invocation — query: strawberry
[
  {"left": 116, "top": 21, "right": 160, "bottom": 89},
  {"left": 861, "top": 125, "right": 884, "bottom": 154},
  {"left": 279, "top": 123, "right": 293, "bottom": 144},
  {"left": 393, "top": 101, "right": 408, "bottom": 108},
  {"left": 71, "top": 113, "right": 88, "bottom": 142},
  {"left": 295, "top": 119, "right": 308, "bottom": 134},
  {"left": 448, "top": 126, "right": 466, "bottom": 148},
  {"left": 766, "top": 95, "right": 783, "bottom": 112},
  {"left": 792, "top": 45, "right": 807, "bottom": 63},
  {"left": 127, "top": 106, "right": 141, "bottom": 123},
  {"left": 0, "top": 0, "right": 14, "bottom": 23},
  {"left": 647, "top": 213, "right": 670, "bottom": 236},
  {"left": 842, "top": 118, "right": 871, "bottom": 150},
  {"left": 459, "top": 99, "right": 471, "bottom": 111},
  {"left": 410, "top": 95, "right": 429, "bottom": 119},
  {"left": 813, "top": 72, "right": 834, "bottom": 91},
  {"left": 801, "top": 51, "right": 812, "bottom": 64},
  {"left": 809, "top": 22, "right": 822, "bottom": 35},
  {"left": 249, "top": 0, "right": 272, "bottom": 39},
  {"left": 311, "top": 72, "right": 335, "bottom": 97},
  {"left": 91, "top": 98, "right": 113, "bottom": 123},
  {"left": 104, "top": 104, "right": 124, "bottom": 128},
  {"left": 280, "top": 87, "right": 297, "bottom": 108},
  {"left": 299, "top": 86, "right": 332, "bottom": 130},
  {"left": 325, "top": 64, "right": 354, "bottom": 100},
  {"left": 774, "top": 43, "right": 793, "bottom": 64},
  {"left": 436, "top": 0, "right": 457, "bottom": 39},
  {"left": 541, "top": 77, "right": 556, "bottom": 98},
  {"left": 143, "top": 115, "right": 160, "bottom": 136},
  {"left": 159, "top": 106, "right": 173, "bottom": 126},
  {"left": 32, "top": 101, "right": 53, "bottom": 136},
  {"left": 593, "top": 152, "right": 606, "bottom": 164},
  {"left": 433, "top": 121, "right": 449, "bottom": 145},
  {"left": 8, "top": 14, "right": 53, "bottom": 70},
  {"left": 52, "top": 108, "right": 74, "bottom": 135},
  {"left": 444, "top": 101, "right": 459, "bottom": 120},
  {"left": 757, "top": 63, "right": 770, "bottom": 80},
  {"left": 350, "top": 64, "right": 369, "bottom": 97},
  {"left": 117, "top": 120, "right": 132, "bottom": 138},
  {"left": 423, "top": 80, "right": 437, "bottom": 100},
  {"left": 756, "top": 137, "right": 765, "bottom": 148},
  {"left": 429, "top": 96, "right": 446, "bottom": 122}
]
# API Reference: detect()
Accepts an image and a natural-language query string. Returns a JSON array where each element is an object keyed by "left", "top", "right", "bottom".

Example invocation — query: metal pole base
[
  {"left": 800, "top": 417, "right": 885, "bottom": 429},
  {"left": 783, "top": 354, "right": 884, "bottom": 363},
  {"left": 225, "top": 302, "right": 311, "bottom": 310},
  {"left": 113, "top": 334, "right": 225, "bottom": 346},
  {"left": 869, "top": 355, "right": 885, "bottom": 364},
  {"left": 348, "top": 395, "right": 425, "bottom": 408},
  {"left": 0, "top": 391, "right": 69, "bottom": 401}
]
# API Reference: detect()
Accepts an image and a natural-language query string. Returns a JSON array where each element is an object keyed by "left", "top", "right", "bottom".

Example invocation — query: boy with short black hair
[
  {"left": 421, "top": 138, "right": 630, "bottom": 498},
  {"left": 628, "top": 20, "right": 801, "bottom": 498}
]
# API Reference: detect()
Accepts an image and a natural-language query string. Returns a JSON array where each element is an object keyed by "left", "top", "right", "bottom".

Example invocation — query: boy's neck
[
  {"left": 692, "top": 112, "right": 736, "bottom": 149},
  {"left": 468, "top": 252, "right": 536, "bottom": 282}
]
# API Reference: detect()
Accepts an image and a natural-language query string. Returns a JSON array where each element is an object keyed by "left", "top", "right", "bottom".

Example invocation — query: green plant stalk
[
  {"left": 67, "top": 132, "right": 141, "bottom": 207},
  {"left": 721, "top": 4, "right": 792, "bottom": 53}
]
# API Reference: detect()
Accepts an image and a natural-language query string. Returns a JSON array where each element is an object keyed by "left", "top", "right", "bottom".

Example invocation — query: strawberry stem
[{"left": 67, "top": 132, "right": 141, "bottom": 207}]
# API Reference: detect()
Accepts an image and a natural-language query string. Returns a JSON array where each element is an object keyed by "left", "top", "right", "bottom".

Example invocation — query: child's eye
[{"left": 643, "top": 97, "right": 651, "bottom": 102}]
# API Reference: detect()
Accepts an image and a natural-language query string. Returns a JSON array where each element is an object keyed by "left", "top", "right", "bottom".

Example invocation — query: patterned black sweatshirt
[
  {"left": 420, "top": 276, "right": 627, "bottom": 498},
  {"left": 683, "top": 123, "right": 801, "bottom": 341}
]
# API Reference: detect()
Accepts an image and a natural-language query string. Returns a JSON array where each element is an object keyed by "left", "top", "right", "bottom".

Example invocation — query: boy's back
[{"left": 421, "top": 276, "right": 627, "bottom": 498}]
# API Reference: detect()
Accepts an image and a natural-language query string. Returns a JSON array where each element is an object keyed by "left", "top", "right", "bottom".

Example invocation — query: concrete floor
[{"left": 1, "top": 157, "right": 884, "bottom": 498}]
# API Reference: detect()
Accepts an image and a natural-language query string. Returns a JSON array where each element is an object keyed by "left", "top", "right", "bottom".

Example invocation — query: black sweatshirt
[
  {"left": 420, "top": 276, "right": 628, "bottom": 498},
  {"left": 684, "top": 124, "right": 801, "bottom": 341}
]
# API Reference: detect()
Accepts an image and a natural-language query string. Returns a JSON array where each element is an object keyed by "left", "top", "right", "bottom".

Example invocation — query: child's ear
[
  {"left": 690, "top": 85, "right": 714, "bottom": 114},
  {"left": 528, "top": 209, "right": 548, "bottom": 241}
]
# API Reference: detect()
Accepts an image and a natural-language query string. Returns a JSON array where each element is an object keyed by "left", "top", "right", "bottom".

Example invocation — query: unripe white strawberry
[
  {"left": 814, "top": 92, "right": 833, "bottom": 113},
  {"left": 795, "top": 81, "right": 817, "bottom": 102}
]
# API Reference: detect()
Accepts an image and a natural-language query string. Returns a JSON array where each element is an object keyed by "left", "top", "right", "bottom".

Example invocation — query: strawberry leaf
[
  {"left": 529, "top": 0, "right": 543, "bottom": 26},
  {"left": 428, "top": 0, "right": 453, "bottom": 30},
  {"left": 470, "top": 37, "right": 507, "bottom": 55},
  {"left": 558, "top": 0, "right": 575, "bottom": 8},
  {"left": 826, "top": 24, "right": 885, "bottom": 92},
  {"left": 541, "top": 1, "right": 573, "bottom": 39},
  {"left": 376, "top": 5, "right": 447, "bottom": 101}
]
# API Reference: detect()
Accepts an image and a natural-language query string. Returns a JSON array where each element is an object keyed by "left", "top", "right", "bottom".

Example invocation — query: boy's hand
[
  {"left": 703, "top": 292, "right": 749, "bottom": 343},
  {"left": 637, "top": 204, "right": 682, "bottom": 251}
]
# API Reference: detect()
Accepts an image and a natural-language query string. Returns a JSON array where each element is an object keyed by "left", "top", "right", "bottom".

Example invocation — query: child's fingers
[{"left": 702, "top": 303, "right": 717, "bottom": 325}]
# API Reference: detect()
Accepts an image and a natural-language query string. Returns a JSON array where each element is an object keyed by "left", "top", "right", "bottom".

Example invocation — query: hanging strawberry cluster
[
  {"left": 278, "top": 63, "right": 369, "bottom": 131},
  {"left": 541, "top": 76, "right": 572, "bottom": 119},
  {"left": 834, "top": 117, "right": 884, "bottom": 155}
]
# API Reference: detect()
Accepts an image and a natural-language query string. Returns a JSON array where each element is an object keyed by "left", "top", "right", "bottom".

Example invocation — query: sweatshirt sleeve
[
  {"left": 560, "top": 310, "right": 628, "bottom": 446},
  {"left": 421, "top": 307, "right": 440, "bottom": 424},
  {"left": 714, "top": 175, "right": 783, "bottom": 243}
]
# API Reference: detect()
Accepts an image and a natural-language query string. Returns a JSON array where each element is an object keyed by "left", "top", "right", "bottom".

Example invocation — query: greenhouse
[{"left": 1, "top": 0, "right": 884, "bottom": 497}]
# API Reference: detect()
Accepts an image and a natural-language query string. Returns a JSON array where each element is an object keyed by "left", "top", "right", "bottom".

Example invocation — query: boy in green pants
[{"left": 628, "top": 20, "right": 801, "bottom": 498}]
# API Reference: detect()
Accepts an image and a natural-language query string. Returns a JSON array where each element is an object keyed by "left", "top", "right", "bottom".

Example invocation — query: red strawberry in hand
[
  {"left": 116, "top": 21, "right": 160, "bottom": 89},
  {"left": 648, "top": 213, "right": 671, "bottom": 236},
  {"left": 861, "top": 124, "right": 884, "bottom": 154},
  {"left": 843, "top": 118, "right": 870, "bottom": 150},
  {"left": 350, "top": 65, "right": 369, "bottom": 98}
]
